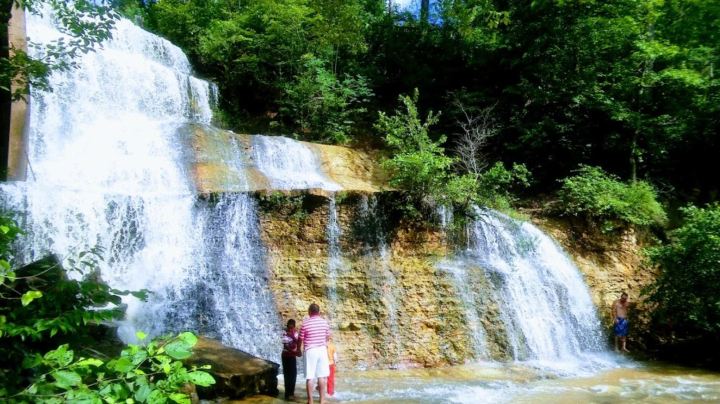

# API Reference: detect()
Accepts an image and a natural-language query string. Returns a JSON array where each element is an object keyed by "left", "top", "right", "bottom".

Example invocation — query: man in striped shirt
[{"left": 299, "top": 303, "right": 331, "bottom": 404}]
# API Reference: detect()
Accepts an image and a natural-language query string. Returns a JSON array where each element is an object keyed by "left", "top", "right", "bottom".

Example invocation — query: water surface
[{"left": 238, "top": 361, "right": 720, "bottom": 403}]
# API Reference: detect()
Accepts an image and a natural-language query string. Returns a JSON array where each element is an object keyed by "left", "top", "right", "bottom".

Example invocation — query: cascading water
[
  {"left": 0, "top": 9, "right": 279, "bottom": 360},
  {"left": 0, "top": 6, "right": 618, "bottom": 379},
  {"left": 357, "top": 196, "right": 403, "bottom": 367},
  {"left": 465, "top": 208, "right": 607, "bottom": 366},
  {"left": 252, "top": 135, "right": 341, "bottom": 191},
  {"left": 325, "top": 195, "right": 343, "bottom": 317},
  {"left": 436, "top": 260, "right": 489, "bottom": 358}
]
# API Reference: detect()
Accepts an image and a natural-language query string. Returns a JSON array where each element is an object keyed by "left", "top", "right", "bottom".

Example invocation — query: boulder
[{"left": 187, "top": 337, "right": 279, "bottom": 399}]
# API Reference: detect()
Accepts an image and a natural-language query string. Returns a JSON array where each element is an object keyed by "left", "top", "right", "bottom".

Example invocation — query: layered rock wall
[
  {"left": 258, "top": 193, "right": 476, "bottom": 368},
  {"left": 255, "top": 194, "right": 655, "bottom": 368}
]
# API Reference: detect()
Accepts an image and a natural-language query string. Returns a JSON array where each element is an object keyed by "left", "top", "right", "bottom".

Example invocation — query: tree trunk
[
  {"left": 1, "top": 0, "right": 14, "bottom": 180},
  {"left": 420, "top": 0, "right": 430, "bottom": 23},
  {"left": 630, "top": 131, "right": 638, "bottom": 183}
]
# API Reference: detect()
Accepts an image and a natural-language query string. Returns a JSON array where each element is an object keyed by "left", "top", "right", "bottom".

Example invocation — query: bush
[
  {"left": 476, "top": 162, "right": 531, "bottom": 210},
  {"left": 375, "top": 90, "right": 455, "bottom": 217},
  {"left": 558, "top": 165, "right": 667, "bottom": 229},
  {"left": 645, "top": 204, "right": 720, "bottom": 336}
]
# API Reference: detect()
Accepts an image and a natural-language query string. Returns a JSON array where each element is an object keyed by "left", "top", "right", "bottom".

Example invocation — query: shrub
[
  {"left": 558, "top": 165, "right": 667, "bottom": 229},
  {"left": 645, "top": 204, "right": 720, "bottom": 336},
  {"left": 375, "top": 90, "right": 455, "bottom": 217},
  {"left": 476, "top": 162, "right": 531, "bottom": 210},
  {"left": 376, "top": 91, "right": 532, "bottom": 220}
]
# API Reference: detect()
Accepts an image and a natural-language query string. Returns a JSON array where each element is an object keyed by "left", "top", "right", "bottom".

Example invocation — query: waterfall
[
  {"left": 436, "top": 259, "right": 489, "bottom": 358},
  {"left": 465, "top": 208, "right": 606, "bottom": 364},
  {"left": 0, "top": 10, "right": 279, "bottom": 360},
  {"left": 359, "top": 195, "right": 403, "bottom": 367},
  {"left": 326, "top": 195, "right": 343, "bottom": 317},
  {"left": 252, "top": 135, "right": 341, "bottom": 191}
]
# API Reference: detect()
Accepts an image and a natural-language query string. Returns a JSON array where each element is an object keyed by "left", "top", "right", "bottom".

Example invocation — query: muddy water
[{"left": 235, "top": 360, "right": 720, "bottom": 403}]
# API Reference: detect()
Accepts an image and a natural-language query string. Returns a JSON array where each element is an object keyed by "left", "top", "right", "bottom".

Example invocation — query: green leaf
[
  {"left": 21, "top": 290, "right": 43, "bottom": 306},
  {"left": 147, "top": 390, "right": 166, "bottom": 403},
  {"left": 131, "top": 350, "right": 148, "bottom": 366},
  {"left": 52, "top": 370, "right": 82, "bottom": 389},
  {"left": 164, "top": 341, "right": 192, "bottom": 360},
  {"left": 177, "top": 332, "right": 198, "bottom": 347},
  {"left": 187, "top": 371, "right": 215, "bottom": 387},
  {"left": 110, "top": 357, "right": 134, "bottom": 373},
  {"left": 44, "top": 345, "right": 74, "bottom": 367},
  {"left": 134, "top": 383, "right": 152, "bottom": 402},
  {"left": 136, "top": 331, "right": 147, "bottom": 341},
  {"left": 76, "top": 358, "right": 104, "bottom": 367},
  {"left": 22, "top": 353, "right": 43, "bottom": 369},
  {"left": 169, "top": 392, "right": 191, "bottom": 404}
]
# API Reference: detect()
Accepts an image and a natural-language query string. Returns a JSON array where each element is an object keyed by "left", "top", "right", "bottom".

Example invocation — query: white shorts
[{"left": 304, "top": 346, "right": 330, "bottom": 380}]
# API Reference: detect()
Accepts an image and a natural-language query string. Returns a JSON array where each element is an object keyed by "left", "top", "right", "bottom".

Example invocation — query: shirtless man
[{"left": 611, "top": 292, "right": 630, "bottom": 352}]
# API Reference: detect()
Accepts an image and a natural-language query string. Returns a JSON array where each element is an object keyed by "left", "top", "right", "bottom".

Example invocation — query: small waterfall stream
[
  {"left": 252, "top": 135, "right": 341, "bottom": 191},
  {"left": 359, "top": 196, "right": 403, "bottom": 367},
  {"left": 461, "top": 208, "right": 606, "bottom": 366},
  {"left": 326, "top": 195, "right": 343, "bottom": 315}
]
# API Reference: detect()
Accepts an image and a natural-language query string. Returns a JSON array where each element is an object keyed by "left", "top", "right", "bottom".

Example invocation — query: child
[
  {"left": 281, "top": 319, "right": 300, "bottom": 400},
  {"left": 326, "top": 336, "right": 338, "bottom": 396}
]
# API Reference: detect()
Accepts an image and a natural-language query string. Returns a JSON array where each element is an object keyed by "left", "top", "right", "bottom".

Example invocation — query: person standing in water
[
  {"left": 612, "top": 292, "right": 630, "bottom": 352},
  {"left": 299, "top": 303, "right": 331, "bottom": 404},
  {"left": 282, "top": 319, "right": 301, "bottom": 400},
  {"left": 326, "top": 336, "right": 338, "bottom": 397}
]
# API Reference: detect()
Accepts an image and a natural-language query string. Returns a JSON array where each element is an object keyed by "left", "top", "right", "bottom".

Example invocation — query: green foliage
[
  {"left": 1, "top": 0, "right": 118, "bottom": 101},
  {"left": 645, "top": 204, "right": 720, "bottom": 336},
  {"left": 279, "top": 55, "right": 372, "bottom": 143},
  {"left": 558, "top": 166, "right": 667, "bottom": 229},
  {"left": 14, "top": 332, "right": 214, "bottom": 403},
  {"left": 148, "top": 0, "right": 376, "bottom": 136},
  {"left": 375, "top": 90, "right": 455, "bottom": 216},
  {"left": 476, "top": 162, "right": 531, "bottom": 210},
  {"left": 376, "top": 91, "right": 531, "bottom": 219},
  {"left": 0, "top": 215, "right": 213, "bottom": 401},
  {"left": 139, "top": 0, "right": 720, "bottom": 200}
]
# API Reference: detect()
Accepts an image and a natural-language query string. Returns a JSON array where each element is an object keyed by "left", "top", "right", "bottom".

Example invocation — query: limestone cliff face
[
  {"left": 185, "top": 126, "right": 655, "bottom": 366},
  {"left": 257, "top": 194, "right": 476, "bottom": 368},
  {"left": 532, "top": 217, "right": 657, "bottom": 348},
  {"left": 256, "top": 194, "right": 655, "bottom": 368}
]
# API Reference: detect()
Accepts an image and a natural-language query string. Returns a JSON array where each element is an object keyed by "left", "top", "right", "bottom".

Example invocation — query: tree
[
  {"left": 499, "top": 0, "right": 719, "bottom": 190},
  {"left": 279, "top": 54, "right": 372, "bottom": 143},
  {"left": 646, "top": 204, "right": 720, "bottom": 336},
  {"left": 1, "top": 0, "right": 118, "bottom": 101},
  {"left": 1, "top": 0, "right": 118, "bottom": 179},
  {"left": 453, "top": 100, "right": 498, "bottom": 175}
]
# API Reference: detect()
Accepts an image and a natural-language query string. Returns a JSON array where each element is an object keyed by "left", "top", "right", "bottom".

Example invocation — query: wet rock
[{"left": 186, "top": 337, "right": 279, "bottom": 400}]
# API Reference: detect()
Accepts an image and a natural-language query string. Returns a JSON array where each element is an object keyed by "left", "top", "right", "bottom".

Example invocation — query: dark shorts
[{"left": 614, "top": 317, "right": 629, "bottom": 337}]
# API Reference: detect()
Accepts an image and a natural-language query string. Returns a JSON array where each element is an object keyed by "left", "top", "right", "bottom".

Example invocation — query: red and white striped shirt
[{"left": 299, "top": 314, "right": 330, "bottom": 350}]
